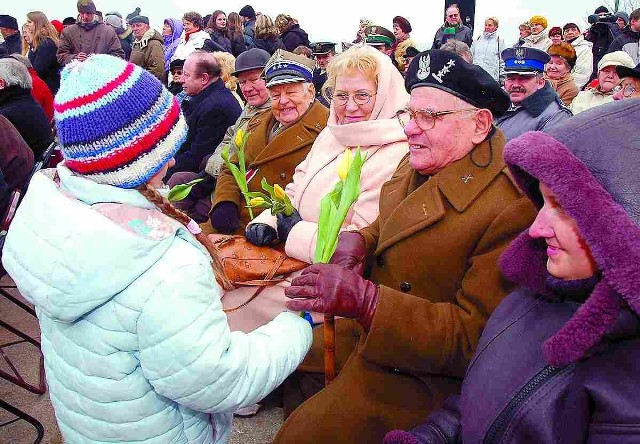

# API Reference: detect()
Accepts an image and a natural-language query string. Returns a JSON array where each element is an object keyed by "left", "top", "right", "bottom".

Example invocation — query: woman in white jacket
[
  {"left": 172, "top": 12, "right": 211, "bottom": 62},
  {"left": 2, "top": 55, "right": 312, "bottom": 444},
  {"left": 471, "top": 17, "right": 505, "bottom": 83}
]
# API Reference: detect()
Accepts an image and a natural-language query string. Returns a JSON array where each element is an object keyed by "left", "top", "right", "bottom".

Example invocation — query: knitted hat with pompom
[{"left": 54, "top": 54, "right": 187, "bottom": 188}]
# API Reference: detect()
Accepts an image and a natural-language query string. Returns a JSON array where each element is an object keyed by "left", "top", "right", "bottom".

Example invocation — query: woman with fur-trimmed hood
[{"left": 385, "top": 99, "right": 640, "bottom": 443}]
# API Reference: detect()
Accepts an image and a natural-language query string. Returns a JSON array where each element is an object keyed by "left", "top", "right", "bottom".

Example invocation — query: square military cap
[
  {"left": 501, "top": 47, "right": 551, "bottom": 75},
  {"left": 311, "top": 42, "right": 336, "bottom": 55},
  {"left": 264, "top": 49, "right": 315, "bottom": 88}
]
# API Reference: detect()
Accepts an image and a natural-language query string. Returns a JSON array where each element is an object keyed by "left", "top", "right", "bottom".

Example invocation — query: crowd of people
[{"left": 0, "top": 1, "right": 639, "bottom": 443}]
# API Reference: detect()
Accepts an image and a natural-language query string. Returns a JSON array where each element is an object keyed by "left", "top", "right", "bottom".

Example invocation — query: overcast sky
[{"left": 7, "top": 0, "right": 613, "bottom": 49}]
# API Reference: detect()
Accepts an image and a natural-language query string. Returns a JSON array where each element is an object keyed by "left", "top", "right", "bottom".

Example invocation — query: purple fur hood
[{"left": 500, "top": 99, "right": 640, "bottom": 366}]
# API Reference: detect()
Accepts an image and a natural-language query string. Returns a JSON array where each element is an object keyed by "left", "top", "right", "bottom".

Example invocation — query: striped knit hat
[{"left": 54, "top": 54, "right": 187, "bottom": 189}]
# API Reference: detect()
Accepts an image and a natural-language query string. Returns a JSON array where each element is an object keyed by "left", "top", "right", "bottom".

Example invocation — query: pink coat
[{"left": 221, "top": 48, "right": 409, "bottom": 332}]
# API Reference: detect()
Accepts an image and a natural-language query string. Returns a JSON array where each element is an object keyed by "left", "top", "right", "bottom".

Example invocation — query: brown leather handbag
[{"left": 209, "top": 235, "right": 308, "bottom": 288}]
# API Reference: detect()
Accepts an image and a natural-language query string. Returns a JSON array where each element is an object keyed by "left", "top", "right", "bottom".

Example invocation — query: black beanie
[
  {"left": 239, "top": 5, "right": 256, "bottom": 19},
  {"left": 594, "top": 6, "right": 609, "bottom": 14}
]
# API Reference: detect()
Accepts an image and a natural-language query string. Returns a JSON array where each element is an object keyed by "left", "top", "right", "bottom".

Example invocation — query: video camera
[{"left": 588, "top": 13, "right": 617, "bottom": 24}]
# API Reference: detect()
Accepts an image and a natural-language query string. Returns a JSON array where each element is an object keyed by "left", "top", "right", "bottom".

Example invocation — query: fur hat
[
  {"left": 529, "top": 15, "right": 548, "bottom": 29},
  {"left": 54, "top": 55, "right": 186, "bottom": 188},
  {"left": 77, "top": 0, "right": 97, "bottom": 14},
  {"left": 393, "top": 16, "right": 412, "bottom": 33},
  {"left": 548, "top": 42, "right": 577, "bottom": 69},
  {"left": 548, "top": 26, "right": 562, "bottom": 37}
]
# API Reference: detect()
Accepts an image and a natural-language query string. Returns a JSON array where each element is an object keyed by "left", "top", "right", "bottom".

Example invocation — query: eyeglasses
[
  {"left": 329, "top": 91, "right": 376, "bottom": 106},
  {"left": 447, "top": 13, "right": 460, "bottom": 18},
  {"left": 395, "top": 107, "right": 479, "bottom": 130},
  {"left": 612, "top": 83, "right": 637, "bottom": 98}
]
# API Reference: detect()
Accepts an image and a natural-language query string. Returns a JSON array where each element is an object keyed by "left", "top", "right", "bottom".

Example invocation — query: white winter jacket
[
  {"left": 570, "top": 35, "right": 594, "bottom": 89},
  {"left": 471, "top": 31, "right": 506, "bottom": 83},
  {"left": 2, "top": 165, "right": 312, "bottom": 443},
  {"left": 173, "top": 30, "right": 211, "bottom": 62}
]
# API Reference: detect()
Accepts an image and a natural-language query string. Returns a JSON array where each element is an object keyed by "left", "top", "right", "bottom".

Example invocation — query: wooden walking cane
[{"left": 324, "top": 314, "right": 336, "bottom": 384}]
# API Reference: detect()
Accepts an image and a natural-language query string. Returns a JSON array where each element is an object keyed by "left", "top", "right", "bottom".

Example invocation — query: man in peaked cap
[
  {"left": 276, "top": 49, "right": 535, "bottom": 444},
  {"left": 311, "top": 42, "right": 336, "bottom": 106},
  {"left": 496, "top": 46, "right": 571, "bottom": 140},
  {"left": 57, "top": 0, "right": 124, "bottom": 64},
  {"left": 365, "top": 25, "right": 396, "bottom": 56}
]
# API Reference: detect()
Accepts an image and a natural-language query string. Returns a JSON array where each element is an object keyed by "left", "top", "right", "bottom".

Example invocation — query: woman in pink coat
[{"left": 220, "top": 45, "right": 409, "bottom": 333}]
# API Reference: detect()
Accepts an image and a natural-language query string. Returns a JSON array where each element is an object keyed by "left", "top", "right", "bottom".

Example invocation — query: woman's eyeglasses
[{"left": 329, "top": 91, "right": 376, "bottom": 106}]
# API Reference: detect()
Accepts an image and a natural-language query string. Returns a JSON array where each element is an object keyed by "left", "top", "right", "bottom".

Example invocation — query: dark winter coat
[
  {"left": 0, "top": 114, "right": 34, "bottom": 211},
  {"left": 168, "top": 79, "right": 241, "bottom": 176},
  {"left": 208, "top": 29, "right": 232, "bottom": 53},
  {"left": 254, "top": 36, "right": 285, "bottom": 55},
  {"left": 281, "top": 24, "right": 310, "bottom": 52},
  {"left": 57, "top": 22, "right": 125, "bottom": 65},
  {"left": 0, "top": 86, "right": 52, "bottom": 159},
  {"left": 496, "top": 82, "right": 571, "bottom": 140},
  {"left": 384, "top": 99, "right": 640, "bottom": 444},
  {"left": 117, "top": 27, "right": 134, "bottom": 60},
  {"left": 607, "top": 27, "right": 640, "bottom": 64},
  {"left": 230, "top": 33, "right": 246, "bottom": 56},
  {"left": 586, "top": 21, "right": 616, "bottom": 76},
  {"left": 243, "top": 19, "right": 256, "bottom": 48},
  {"left": 432, "top": 24, "right": 473, "bottom": 49},
  {"left": 27, "top": 38, "right": 60, "bottom": 93},
  {"left": 1, "top": 32, "right": 22, "bottom": 55},
  {"left": 312, "top": 68, "right": 329, "bottom": 107}
]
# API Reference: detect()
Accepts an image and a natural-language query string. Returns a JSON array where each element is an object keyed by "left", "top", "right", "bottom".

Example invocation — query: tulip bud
[
  {"left": 337, "top": 149, "right": 352, "bottom": 181},
  {"left": 249, "top": 197, "right": 266, "bottom": 206},
  {"left": 234, "top": 129, "right": 245, "bottom": 148},
  {"left": 274, "top": 184, "right": 287, "bottom": 201}
]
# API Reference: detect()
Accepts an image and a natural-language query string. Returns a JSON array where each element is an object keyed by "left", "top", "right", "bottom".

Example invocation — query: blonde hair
[
  {"left": 255, "top": 14, "right": 278, "bottom": 39},
  {"left": 137, "top": 184, "right": 234, "bottom": 291},
  {"left": 26, "top": 11, "right": 59, "bottom": 49},
  {"left": 212, "top": 51, "right": 238, "bottom": 91},
  {"left": 486, "top": 17, "right": 499, "bottom": 27},
  {"left": 322, "top": 45, "right": 379, "bottom": 102},
  {"left": 274, "top": 14, "right": 294, "bottom": 33}
]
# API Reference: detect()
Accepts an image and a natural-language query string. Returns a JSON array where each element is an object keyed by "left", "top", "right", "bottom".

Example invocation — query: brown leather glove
[
  {"left": 328, "top": 231, "right": 367, "bottom": 276},
  {"left": 285, "top": 263, "right": 379, "bottom": 331}
]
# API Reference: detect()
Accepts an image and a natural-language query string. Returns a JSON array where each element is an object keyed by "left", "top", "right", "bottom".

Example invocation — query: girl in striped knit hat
[{"left": 1, "top": 54, "right": 312, "bottom": 444}]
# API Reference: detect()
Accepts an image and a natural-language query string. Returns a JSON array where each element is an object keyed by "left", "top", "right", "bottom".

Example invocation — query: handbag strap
[{"left": 232, "top": 252, "right": 288, "bottom": 286}]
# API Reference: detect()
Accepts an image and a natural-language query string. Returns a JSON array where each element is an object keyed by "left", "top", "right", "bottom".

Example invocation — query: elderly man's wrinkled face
[
  {"left": 269, "top": 82, "right": 315, "bottom": 126},
  {"left": 79, "top": 12, "right": 95, "bottom": 24},
  {"left": 446, "top": 7, "right": 460, "bottom": 25},
  {"left": 131, "top": 22, "right": 150, "bottom": 39},
  {"left": 238, "top": 69, "right": 269, "bottom": 107},
  {"left": 403, "top": 87, "right": 478, "bottom": 176},
  {"left": 597, "top": 65, "right": 620, "bottom": 92},
  {"left": 505, "top": 73, "right": 545, "bottom": 104}
]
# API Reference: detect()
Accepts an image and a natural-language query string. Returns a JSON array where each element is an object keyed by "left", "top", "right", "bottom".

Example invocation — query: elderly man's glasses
[
  {"left": 329, "top": 91, "right": 376, "bottom": 106},
  {"left": 613, "top": 83, "right": 637, "bottom": 97},
  {"left": 395, "top": 107, "right": 478, "bottom": 130}
]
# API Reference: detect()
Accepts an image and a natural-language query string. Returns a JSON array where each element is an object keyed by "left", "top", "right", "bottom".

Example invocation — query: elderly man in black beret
[{"left": 275, "top": 50, "right": 536, "bottom": 443}]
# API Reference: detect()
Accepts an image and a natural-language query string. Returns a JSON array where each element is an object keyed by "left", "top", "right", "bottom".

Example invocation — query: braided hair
[{"left": 137, "top": 183, "right": 234, "bottom": 291}]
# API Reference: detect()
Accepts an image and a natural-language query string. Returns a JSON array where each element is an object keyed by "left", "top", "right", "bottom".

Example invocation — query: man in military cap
[
  {"left": 275, "top": 50, "right": 536, "bottom": 443},
  {"left": 365, "top": 25, "right": 396, "bottom": 56},
  {"left": 311, "top": 42, "right": 336, "bottom": 106},
  {"left": 496, "top": 46, "right": 572, "bottom": 140}
]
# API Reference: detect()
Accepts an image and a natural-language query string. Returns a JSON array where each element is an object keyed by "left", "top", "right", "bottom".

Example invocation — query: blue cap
[{"left": 501, "top": 47, "right": 550, "bottom": 75}]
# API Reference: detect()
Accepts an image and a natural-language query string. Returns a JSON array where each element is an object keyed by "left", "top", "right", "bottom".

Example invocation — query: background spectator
[
  {"left": 254, "top": 14, "right": 285, "bottom": 55},
  {"left": 206, "top": 10, "right": 232, "bottom": 53},
  {"left": 523, "top": 15, "right": 552, "bottom": 51},
  {"left": 515, "top": 21, "right": 531, "bottom": 46},
  {"left": 24, "top": 11, "right": 61, "bottom": 93},
  {"left": 432, "top": 4, "right": 473, "bottom": 49},
  {"left": 162, "top": 18, "right": 183, "bottom": 73},
  {"left": 104, "top": 12, "right": 133, "bottom": 60},
  {"left": 548, "top": 26, "right": 563, "bottom": 44},
  {"left": 275, "top": 14, "right": 310, "bottom": 52},
  {"left": 441, "top": 39, "right": 473, "bottom": 63},
  {"left": 239, "top": 4, "right": 257, "bottom": 48},
  {"left": 0, "top": 15, "right": 21, "bottom": 55},
  {"left": 8, "top": 54, "right": 54, "bottom": 122},
  {"left": 563, "top": 22, "right": 593, "bottom": 89},
  {"left": 228, "top": 12, "right": 246, "bottom": 56},
  {"left": 129, "top": 15, "right": 164, "bottom": 81},
  {"left": 172, "top": 11, "right": 209, "bottom": 62},
  {"left": 608, "top": 8, "right": 640, "bottom": 64},
  {"left": 471, "top": 16, "right": 505, "bottom": 83},
  {"left": 545, "top": 42, "right": 579, "bottom": 106}
]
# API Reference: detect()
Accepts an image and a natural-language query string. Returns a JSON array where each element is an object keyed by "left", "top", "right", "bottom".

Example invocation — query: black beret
[
  {"left": 405, "top": 50, "right": 510, "bottom": 117},
  {"left": 169, "top": 58, "right": 185, "bottom": 72}
]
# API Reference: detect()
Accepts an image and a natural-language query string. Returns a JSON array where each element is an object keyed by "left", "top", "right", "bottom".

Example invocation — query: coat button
[
  {"left": 376, "top": 256, "right": 384, "bottom": 267},
  {"left": 280, "top": 172, "right": 286, "bottom": 180},
  {"left": 400, "top": 282, "right": 411, "bottom": 293}
]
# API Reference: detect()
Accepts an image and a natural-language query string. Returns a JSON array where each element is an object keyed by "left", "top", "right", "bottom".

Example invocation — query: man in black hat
[
  {"left": 311, "top": 42, "right": 335, "bottom": 107},
  {"left": 276, "top": 49, "right": 535, "bottom": 444},
  {"left": 496, "top": 47, "right": 571, "bottom": 140},
  {"left": 0, "top": 16, "right": 21, "bottom": 55}
]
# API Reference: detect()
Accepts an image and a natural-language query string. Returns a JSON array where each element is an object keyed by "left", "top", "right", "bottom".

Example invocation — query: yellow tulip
[
  {"left": 337, "top": 149, "right": 352, "bottom": 181},
  {"left": 249, "top": 197, "right": 266, "bottom": 206},
  {"left": 274, "top": 184, "right": 287, "bottom": 201},
  {"left": 234, "top": 129, "right": 245, "bottom": 148}
]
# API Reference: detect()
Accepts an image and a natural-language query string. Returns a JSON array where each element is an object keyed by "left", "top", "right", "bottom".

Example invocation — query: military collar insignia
[
  {"left": 417, "top": 55, "right": 431, "bottom": 80},
  {"left": 432, "top": 59, "right": 456, "bottom": 84}
]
